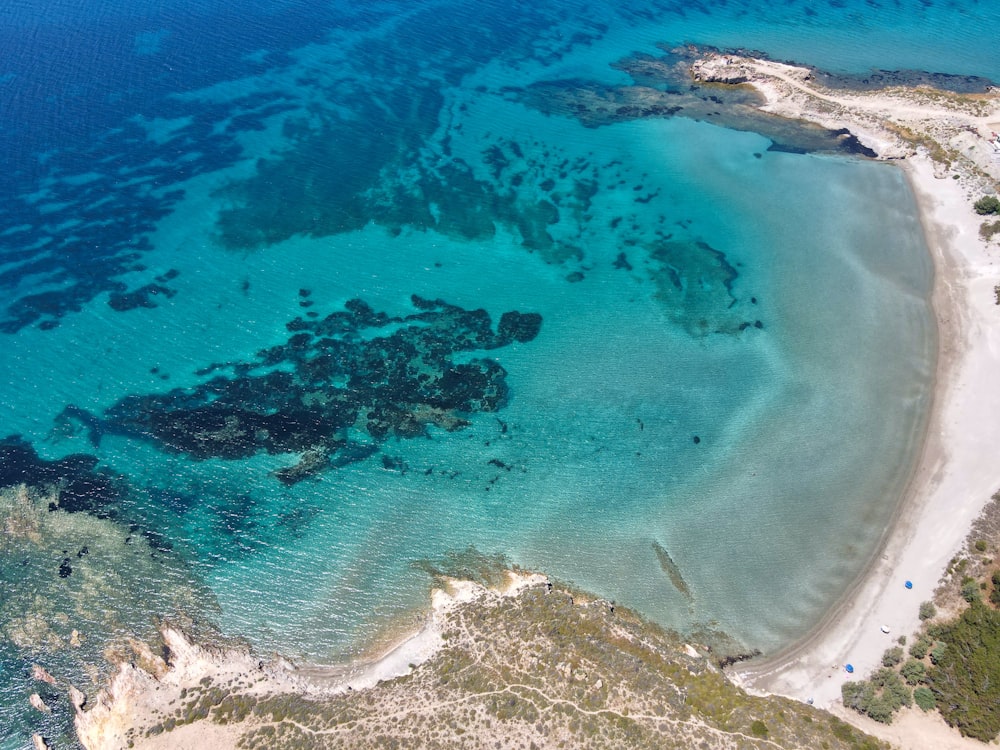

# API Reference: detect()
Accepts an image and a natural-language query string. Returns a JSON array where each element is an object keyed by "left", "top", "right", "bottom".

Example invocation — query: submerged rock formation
[{"left": 61, "top": 296, "right": 542, "bottom": 484}]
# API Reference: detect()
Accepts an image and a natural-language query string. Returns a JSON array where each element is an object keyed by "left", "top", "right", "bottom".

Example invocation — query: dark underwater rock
[
  {"left": 89, "top": 297, "right": 540, "bottom": 479},
  {"left": 108, "top": 282, "right": 177, "bottom": 312},
  {"left": 652, "top": 540, "right": 692, "bottom": 601},
  {"left": 613, "top": 252, "right": 633, "bottom": 271},
  {"left": 808, "top": 66, "right": 996, "bottom": 94},
  {"left": 498, "top": 311, "right": 543, "bottom": 344},
  {"left": 0, "top": 436, "right": 122, "bottom": 516}
]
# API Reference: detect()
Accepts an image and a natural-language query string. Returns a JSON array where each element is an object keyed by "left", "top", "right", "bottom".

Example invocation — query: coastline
[
  {"left": 72, "top": 570, "right": 890, "bottom": 750},
  {"left": 709, "top": 53, "right": 1000, "bottom": 717},
  {"left": 732, "top": 154, "right": 991, "bottom": 701},
  {"left": 72, "top": 572, "right": 546, "bottom": 749},
  {"left": 64, "top": 54, "right": 1000, "bottom": 750}
]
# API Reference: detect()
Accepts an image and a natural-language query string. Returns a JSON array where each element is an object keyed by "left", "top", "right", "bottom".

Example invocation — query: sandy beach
[
  {"left": 735, "top": 153, "right": 1000, "bottom": 701},
  {"left": 705, "top": 52, "right": 1000, "bottom": 738}
]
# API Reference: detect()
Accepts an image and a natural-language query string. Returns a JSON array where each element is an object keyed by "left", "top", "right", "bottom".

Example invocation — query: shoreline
[
  {"left": 72, "top": 572, "right": 547, "bottom": 749},
  {"left": 706, "top": 53, "right": 1000, "bottom": 717},
  {"left": 66, "top": 53, "right": 1000, "bottom": 750}
]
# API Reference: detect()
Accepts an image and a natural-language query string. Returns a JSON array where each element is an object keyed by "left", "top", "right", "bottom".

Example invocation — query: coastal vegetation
[
  {"left": 926, "top": 601, "right": 1000, "bottom": 742},
  {"left": 842, "top": 492, "right": 1000, "bottom": 741},
  {"left": 978, "top": 220, "right": 1000, "bottom": 242},
  {"left": 841, "top": 668, "right": 911, "bottom": 724},
  {"left": 114, "top": 575, "right": 889, "bottom": 750},
  {"left": 884, "top": 122, "right": 957, "bottom": 170}
]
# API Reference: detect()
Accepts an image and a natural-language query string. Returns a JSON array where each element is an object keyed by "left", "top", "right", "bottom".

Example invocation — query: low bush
[
  {"left": 979, "top": 221, "right": 1000, "bottom": 241},
  {"left": 930, "top": 643, "right": 948, "bottom": 665},
  {"left": 881, "top": 647, "right": 904, "bottom": 667},
  {"left": 974, "top": 195, "right": 1000, "bottom": 215},
  {"left": 900, "top": 659, "right": 926, "bottom": 686},
  {"left": 913, "top": 687, "right": 936, "bottom": 711},
  {"left": 841, "top": 669, "right": 911, "bottom": 724},
  {"left": 961, "top": 580, "right": 981, "bottom": 603},
  {"left": 909, "top": 637, "right": 930, "bottom": 660},
  {"left": 927, "top": 601, "right": 1000, "bottom": 741}
]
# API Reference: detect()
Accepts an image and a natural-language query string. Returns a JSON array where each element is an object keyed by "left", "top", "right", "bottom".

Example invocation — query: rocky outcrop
[
  {"left": 29, "top": 693, "right": 51, "bottom": 714},
  {"left": 31, "top": 664, "right": 57, "bottom": 685},
  {"left": 690, "top": 55, "right": 756, "bottom": 85}
]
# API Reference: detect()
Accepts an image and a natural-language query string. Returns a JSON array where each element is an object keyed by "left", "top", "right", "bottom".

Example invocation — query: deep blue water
[{"left": 1, "top": 0, "right": 994, "bottom": 747}]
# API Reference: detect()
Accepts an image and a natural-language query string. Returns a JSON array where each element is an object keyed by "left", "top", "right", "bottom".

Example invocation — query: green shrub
[
  {"left": 882, "top": 647, "right": 904, "bottom": 667},
  {"left": 927, "top": 601, "right": 1000, "bottom": 741},
  {"left": 919, "top": 601, "right": 936, "bottom": 621},
  {"left": 930, "top": 643, "right": 948, "bottom": 665},
  {"left": 909, "top": 637, "right": 930, "bottom": 660},
  {"left": 985, "top": 218, "right": 1000, "bottom": 238},
  {"left": 975, "top": 539, "right": 988, "bottom": 553},
  {"left": 913, "top": 687, "right": 936, "bottom": 711},
  {"left": 749, "top": 720, "right": 768, "bottom": 738},
  {"left": 841, "top": 681, "right": 871, "bottom": 714},
  {"left": 872, "top": 668, "right": 912, "bottom": 708},
  {"left": 974, "top": 195, "right": 1000, "bottom": 215},
  {"left": 900, "top": 659, "right": 926, "bottom": 685},
  {"left": 961, "top": 580, "right": 981, "bottom": 603},
  {"left": 841, "top": 669, "right": 911, "bottom": 724}
]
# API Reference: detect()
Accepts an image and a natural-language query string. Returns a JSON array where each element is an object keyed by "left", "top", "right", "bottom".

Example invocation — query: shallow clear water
[{"left": 2, "top": 0, "right": 988, "bottom": 746}]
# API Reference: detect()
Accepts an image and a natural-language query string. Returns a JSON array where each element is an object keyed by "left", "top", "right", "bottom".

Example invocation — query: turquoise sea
[{"left": 2, "top": 0, "right": 996, "bottom": 746}]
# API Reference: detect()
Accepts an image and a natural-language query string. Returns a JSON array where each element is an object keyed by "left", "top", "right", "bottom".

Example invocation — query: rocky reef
[
  {"left": 509, "top": 44, "right": 877, "bottom": 157},
  {"left": 64, "top": 296, "right": 541, "bottom": 484}
]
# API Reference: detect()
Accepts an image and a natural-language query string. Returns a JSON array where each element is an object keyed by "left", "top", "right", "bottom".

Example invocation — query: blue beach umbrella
[
  {"left": 845, "top": 664, "right": 855, "bottom": 674},
  {"left": 905, "top": 581, "right": 913, "bottom": 589}
]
